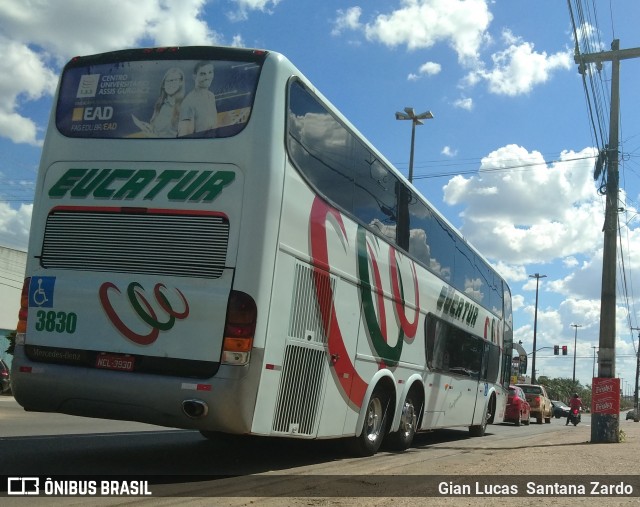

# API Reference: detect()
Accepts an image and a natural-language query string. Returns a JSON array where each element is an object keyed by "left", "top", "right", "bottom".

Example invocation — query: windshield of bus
[{"left": 56, "top": 49, "right": 265, "bottom": 139}]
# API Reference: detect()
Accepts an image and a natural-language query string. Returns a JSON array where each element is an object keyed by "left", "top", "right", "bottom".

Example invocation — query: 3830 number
[{"left": 34, "top": 310, "right": 78, "bottom": 333}]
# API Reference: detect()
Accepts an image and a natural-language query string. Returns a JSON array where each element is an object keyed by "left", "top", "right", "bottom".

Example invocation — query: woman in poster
[{"left": 132, "top": 67, "right": 185, "bottom": 137}]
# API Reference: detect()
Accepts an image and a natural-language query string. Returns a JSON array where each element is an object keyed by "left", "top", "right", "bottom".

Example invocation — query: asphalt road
[
  {"left": 0, "top": 394, "right": 605, "bottom": 505},
  {"left": 1, "top": 394, "right": 582, "bottom": 475}
]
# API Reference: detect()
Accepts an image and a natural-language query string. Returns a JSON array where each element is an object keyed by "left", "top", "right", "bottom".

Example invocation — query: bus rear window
[{"left": 56, "top": 57, "right": 263, "bottom": 139}]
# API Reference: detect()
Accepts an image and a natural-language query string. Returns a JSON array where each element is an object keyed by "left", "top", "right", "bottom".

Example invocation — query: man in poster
[{"left": 178, "top": 61, "right": 217, "bottom": 136}]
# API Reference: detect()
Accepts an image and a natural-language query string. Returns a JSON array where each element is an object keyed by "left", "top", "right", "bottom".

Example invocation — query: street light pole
[
  {"left": 395, "top": 107, "right": 434, "bottom": 183},
  {"left": 571, "top": 324, "right": 582, "bottom": 383},
  {"left": 529, "top": 273, "right": 546, "bottom": 385}
]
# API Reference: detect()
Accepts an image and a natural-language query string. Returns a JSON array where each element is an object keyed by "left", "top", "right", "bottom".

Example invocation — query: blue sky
[{"left": 1, "top": 0, "right": 640, "bottom": 391}]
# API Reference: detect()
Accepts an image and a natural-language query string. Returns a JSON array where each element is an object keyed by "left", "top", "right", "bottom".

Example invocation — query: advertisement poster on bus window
[{"left": 56, "top": 59, "right": 261, "bottom": 139}]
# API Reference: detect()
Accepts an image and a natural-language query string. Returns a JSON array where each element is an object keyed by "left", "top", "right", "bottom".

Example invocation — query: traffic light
[
  {"left": 554, "top": 345, "right": 559, "bottom": 355},
  {"left": 562, "top": 345, "right": 568, "bottom": 355}
]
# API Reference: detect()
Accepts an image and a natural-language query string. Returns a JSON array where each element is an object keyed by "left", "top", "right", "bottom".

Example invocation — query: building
[{"left": 0, "top": 245, "right": 27, "bottom": 365}]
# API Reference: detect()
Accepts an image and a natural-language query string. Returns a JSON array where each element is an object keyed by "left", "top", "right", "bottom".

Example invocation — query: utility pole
[
  {"left": 571, "top": 324, "right": 582, "bottom": 383},
  {"left": 529, "top": 273, "right": 546, "bottom": 385},
  {"left": 574, "top": 40, "right": 640, "bottom": 443},
  {"left": 631, "top": 328, "right": 640, "bottom": 423}
]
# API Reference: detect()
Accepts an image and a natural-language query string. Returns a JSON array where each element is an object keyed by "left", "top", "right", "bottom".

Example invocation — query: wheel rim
[
  {"left": 399, "top": 399, "right": 417, "bottom": 437},
  {"left": 485, "top": 397, "right": 494, "bottom": 425},
  {"left": 481, "top": 400, "right": 492, "bottom": 428},
  {"left": 364, "top": 397, "right": 383, "bottom": 443}
]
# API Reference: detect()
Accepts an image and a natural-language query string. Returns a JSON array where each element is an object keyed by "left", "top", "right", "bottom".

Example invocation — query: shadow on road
[{"left": 0, "top": 426, "right": 477, "bottom": 477}]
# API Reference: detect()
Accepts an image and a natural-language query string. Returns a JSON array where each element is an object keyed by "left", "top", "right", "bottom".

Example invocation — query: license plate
[{"left": 96, "top": 354, "right": 135, "bottom": 372}]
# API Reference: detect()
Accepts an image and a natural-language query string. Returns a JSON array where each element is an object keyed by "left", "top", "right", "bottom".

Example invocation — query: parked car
[
  {"left": 515, "top": 383, "right": 552, "bottom": 424},
  {"left": 626, "top": 410, "right": 637, "bottom": 421},
  {"left": 0, "top": 359, "right": 11, "bottom": 394},
  {"left": 551, "top": 400, "right": 570, "bottom": 419},
  {"left": 504, "top": 385, "right": 531, "bottom": 426}
]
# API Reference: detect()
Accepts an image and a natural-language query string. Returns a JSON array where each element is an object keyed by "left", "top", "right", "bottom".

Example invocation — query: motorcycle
[{"left": 568, "top": 407, "right": 581, "bottom": 426}]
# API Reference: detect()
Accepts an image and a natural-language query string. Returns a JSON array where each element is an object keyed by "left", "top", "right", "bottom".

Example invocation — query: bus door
[
  {"left": 441, "top": 372, "right": 481, "bottom": 427},
  {"left": 440, "top": 331, "right": 484, "bottom": 427},
  {"left": 425, "top": 313, "right": 485, "bottom": 427}
]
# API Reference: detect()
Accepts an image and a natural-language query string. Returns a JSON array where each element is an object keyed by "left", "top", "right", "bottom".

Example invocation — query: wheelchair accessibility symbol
[{"left": 29, "top": 277, "right": 56, "bottom": 308}]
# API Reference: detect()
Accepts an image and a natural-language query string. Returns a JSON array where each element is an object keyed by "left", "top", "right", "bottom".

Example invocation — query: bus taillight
[
  {"left": 222, "top": 290, "right": 257, "bottom": 365},
  {"left": 16, "top": 277, "right": 30, "bottom": 338}
]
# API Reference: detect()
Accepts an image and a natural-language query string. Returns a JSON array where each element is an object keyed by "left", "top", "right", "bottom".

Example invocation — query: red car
[{"left": 504, "top": 385, "right": 531, "bottom": 426}]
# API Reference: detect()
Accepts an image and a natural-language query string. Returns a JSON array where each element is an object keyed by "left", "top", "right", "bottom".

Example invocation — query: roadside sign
[{"left": 591, "top": 377, "right": 620, "bottom": 415}]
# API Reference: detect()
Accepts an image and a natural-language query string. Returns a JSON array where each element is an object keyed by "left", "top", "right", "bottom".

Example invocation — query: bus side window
[
  {"left": 425, "top": 314, "right": 450, "bottom": 372},
  {"left": 287, "top": 80, "right": 354, "bottom": 214},
  {"left": 426, "top": 313, "right": 488, "bottom": 379}
]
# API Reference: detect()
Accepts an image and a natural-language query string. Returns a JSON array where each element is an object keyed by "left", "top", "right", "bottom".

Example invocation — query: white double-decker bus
[{"left": 13, "top": 46, "right": 513, "bottom": 455}]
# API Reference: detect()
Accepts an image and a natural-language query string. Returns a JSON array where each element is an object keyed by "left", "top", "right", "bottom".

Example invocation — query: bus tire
[
  {"left": 386, "top": 394, "right": 420, "bottom": 451},
  {"left": 347, "top": 386, "right": 390, "bottom": 457},
  {"left": 469, "top": 394, "right": 494, "bottom": 437}
]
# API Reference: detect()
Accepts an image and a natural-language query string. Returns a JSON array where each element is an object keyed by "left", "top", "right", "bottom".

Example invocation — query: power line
[{"left": 411, "top": 153, "right": 598, "bottom": 180}]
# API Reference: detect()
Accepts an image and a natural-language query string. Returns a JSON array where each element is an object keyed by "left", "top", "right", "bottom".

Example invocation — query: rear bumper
[
  {"left": 11, "top": 345, "right": 263, "bottom": 434},
  {"left": 504, "top": 406, "right": 521, "bottom": 420}
]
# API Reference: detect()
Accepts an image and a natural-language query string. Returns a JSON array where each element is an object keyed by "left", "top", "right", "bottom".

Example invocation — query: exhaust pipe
[{"left": 182, "top": 399, "right": 209, "bottom": 419}]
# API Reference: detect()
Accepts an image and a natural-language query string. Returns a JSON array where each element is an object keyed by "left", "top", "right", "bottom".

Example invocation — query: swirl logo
[
  {"left": 309, "top": 197, "right": 421, "bottom": 408},
  {"left": 356, "top": 226, "right": 420, "bottom": 368},
  {"left": 99, "top": 282, "right": 190, "bottom": 345}
]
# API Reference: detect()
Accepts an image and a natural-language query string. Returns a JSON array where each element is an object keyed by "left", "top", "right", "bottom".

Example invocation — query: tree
[
  {"left": 539, "top": 376, "right": 587, "bottom": 403},
  {"left": 5, "top": 330, "right": 16, "bottom": 356}
]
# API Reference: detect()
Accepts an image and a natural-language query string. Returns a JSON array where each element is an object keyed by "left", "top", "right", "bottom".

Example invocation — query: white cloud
[
  {"left": 442, "top": 145, "right": 603, "bottom": 264},
  {"left": 146, "top": 1, "right": 221, "bottom": 46},
  {"left": 465, "top": 29, "right": 572, "bottom": 96},
  {"left": 0, "top": 37, "right": 58, "bottom": 146},
  {"left": 229, "top": 0, "right": 282, "bottom": 22},
  {"left": 0, "top": 0, "right": 218, "bottom": 62},
  {"left": 230, "top": 34, "right": 245, "bottom": 47},
  {"left": 0, "top": 202, "right": 31, "bottom": 250},
  {"left": 511, "top": 293, "right": 525, "bottom": 311},
  {"left": 420, "top": 61, "right": 442, "bottom": 75},
  {"left": 548, "top": 253, "right": 602, "bottom": 300},
  {"left": 335, "top": 0, "right": 492, "bottom": 64},
  {"left": 408, "top": 61, "right": 441, "bottom": 81},
  {"left": 453, "top": 97, "right": 473, "bottom": 110},
  {"left": 559, "top": 298, "right": 602, "bottom": 328},
  {"left": 575, "top": 22, "right": 605, "bottom": 53},
  {"left": 334, "top": 4, "right": 570, "bottom": 98},
  {"left": 441, "top": 146, "right": 457, "bottom": 157},
  {"left": 492, "top": 261, "right": 527, "bottom": 284},
  {"left": 0, "top": 0, "right": 220, "bottom": 146},
  {"left": 332, "top": 7, "right": 363, "bottom": 36},
  {"left": 553, "top": 220, "right": 640, "bottom": 302}
]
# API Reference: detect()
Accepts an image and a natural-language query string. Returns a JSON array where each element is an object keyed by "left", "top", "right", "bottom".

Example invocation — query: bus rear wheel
[
  {"left": 386, "top": 395, "right": 419, "bottom": 451},
  {"left": 347, "top": 386, "right": 389, "bottom": 457},
  {"left": 469, "top": 394, "right": 494, "bottom": 437}
]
